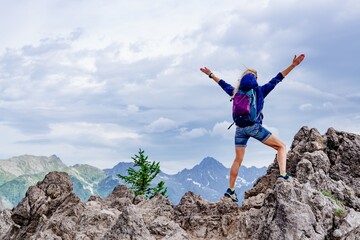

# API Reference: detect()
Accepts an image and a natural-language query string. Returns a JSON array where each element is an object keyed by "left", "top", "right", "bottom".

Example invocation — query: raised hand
[
  {"left": 200, "top": 67, "right": 212, "bottom": 76},
  {"left": 200, "top": 67, "right": 220, "bottom": 83},
  {"left": 292, "top": 54, "right": 305, "bottom": 66},
  {"left": 281, "top": 53, "right": 306, "bottom": 77}
]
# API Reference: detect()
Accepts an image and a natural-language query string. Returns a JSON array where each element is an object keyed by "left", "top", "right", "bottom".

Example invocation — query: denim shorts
[{"left": 235, "top": 123, "right": 272, "bottom": 147}]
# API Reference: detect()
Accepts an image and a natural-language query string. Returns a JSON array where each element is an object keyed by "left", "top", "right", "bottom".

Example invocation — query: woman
[{"left": 200, "top": 54, "right": 305, "bottom": 202}]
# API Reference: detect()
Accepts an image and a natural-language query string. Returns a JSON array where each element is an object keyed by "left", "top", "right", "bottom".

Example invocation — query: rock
[
  {"left": 6, "top": 171, "right": 121, "bottom": 240},
  {"left": 0, "top": 197, "right": 4, "bottom": 210},
  {"left": 1, "top": 127, "right": 359, "bottom": 240},
  {"left": 240, "top": 127, "right": 360, "bottom": 240},
  {"left": 106, "top": 184, "right": 135, "bottom": 203},
  {"left": 138, "top": 194, "right": 188, "bottom": 239},
  {"left": 0, "top": 209, "right": 14, "bottom": 240},
  {"left": 241, "top": 192, "right": 266, "bottom": 210},
  {"left": 133, "top": 195, "right": 147, "bottom": 205},
  {"left": 332, "top": 208, "right": 360, "bottom": 240},
  {"left": 102, "top": 205, "right": 155, "bottom": 240},
  {"left": 105, "top": 184, "right": 135, "bottom": 210},
  {"left": 8, "top": 172, "right": 86, "bottom": 240},
  {"left": 252, "top": 179, "right": 338, "bottom": 239},
  {"left": 174, "top": 192, "right": 240, "bottom": 239}
]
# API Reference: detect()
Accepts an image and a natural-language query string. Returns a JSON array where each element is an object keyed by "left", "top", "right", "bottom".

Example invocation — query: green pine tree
[{"left": 117, "top": 149, "right": 167, "bottom": 199}]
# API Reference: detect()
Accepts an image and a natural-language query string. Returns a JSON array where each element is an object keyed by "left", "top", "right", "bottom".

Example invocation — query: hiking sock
[{"left": 230, "top": 188, "right": 235, "bottom": 192}]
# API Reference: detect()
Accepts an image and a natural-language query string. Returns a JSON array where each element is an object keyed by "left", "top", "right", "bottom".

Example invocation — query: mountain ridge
[
  {"left": 0, "top": 154, "right": 265, "bottom": 208},
  {"left": 0, "top": 155, "right": 106, "bottom": 208},
  {"left": 0, "top": 154, "right": 65, "bottom": 178}
]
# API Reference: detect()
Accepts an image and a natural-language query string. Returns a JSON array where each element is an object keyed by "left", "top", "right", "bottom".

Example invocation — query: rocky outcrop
[
  {"left": 242, "top": 127, "right": 360, "bottom": 239},
  {"left": 1, "top": 127, "right": 359, "bottom": 239},
  {"left": 0, "top": 209, "right": 13, "bottom": 240}
]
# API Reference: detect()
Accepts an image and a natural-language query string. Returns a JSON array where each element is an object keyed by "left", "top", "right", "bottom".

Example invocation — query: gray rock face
[
  {"left": 0, "top": 197, "right": 3, "bottom": 210},
  {"left": 1, "top": 127, "right": 359, "bottom": 240},
  {"left": 242, "top": 127, "right": 360, "bottom": 240},
  {"left": 0, "top": 209, "right": 13, "bottom": 240}
]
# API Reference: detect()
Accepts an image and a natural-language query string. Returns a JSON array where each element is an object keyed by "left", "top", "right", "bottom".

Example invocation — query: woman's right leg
[
  {"left": 225, "top": 127, "right": 248, "bottom": 201},
  {"left": 229, "top": 147, "right": 246, "bottom": 189}
]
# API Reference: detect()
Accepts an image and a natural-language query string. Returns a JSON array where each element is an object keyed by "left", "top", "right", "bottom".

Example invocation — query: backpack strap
[{"left": 227, "top": 122, "right": 235, "bottom": 130}]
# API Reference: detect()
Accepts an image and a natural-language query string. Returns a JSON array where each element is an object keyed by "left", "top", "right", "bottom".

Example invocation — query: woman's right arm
[
  {"left": 200, "top": 67, "right": 221, "bottom": 83},
  {"left": 200, "top": 67, "right": 234, "bottom": 96}
]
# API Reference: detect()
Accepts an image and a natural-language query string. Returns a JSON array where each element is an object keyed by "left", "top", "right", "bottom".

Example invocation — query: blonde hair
[{"left": 231, "top": 68, "right": 257, "bottom": 100}]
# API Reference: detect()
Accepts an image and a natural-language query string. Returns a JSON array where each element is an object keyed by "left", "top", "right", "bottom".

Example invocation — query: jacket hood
[{"left": 240, "top": 73, "right": 258, "bottom": 92}]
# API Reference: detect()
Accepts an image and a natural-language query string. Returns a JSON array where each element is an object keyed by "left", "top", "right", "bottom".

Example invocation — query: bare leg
[
  {"left": 229, "top": 147, "right": 246, "bottom": 189},
  {"left": 263, "top": 135, "right": 287, "bottom": 175}
]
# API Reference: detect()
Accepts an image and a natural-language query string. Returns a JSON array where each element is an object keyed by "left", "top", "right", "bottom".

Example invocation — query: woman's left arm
[
  {"left": 281, "top": 54, "right": 305, "bottom": 77},
  {"left": 260, "top": 54, "right": 305, "bottom": 97}
]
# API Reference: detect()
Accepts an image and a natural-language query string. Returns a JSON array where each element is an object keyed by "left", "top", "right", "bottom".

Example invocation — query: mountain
[
  {"left": 0, "top": 155, "right": 107, "bottom": 208},
  {"left": 99, "top": 156, "right": 266, "bottom": 204},
  {"left": 0, "top": 155, "right": 69, "bottom": 208},
  {"left": 103, "top": 162, "right": 134, "bottom": 176},
  {"left": 0, "top": 173, "right": 45, "bottom": 208},
  {"left": 0, "top": 155, "right": 66, "bottom": 184},
  {"left": 0, "top": 155, "right": 265, "bottom": 208},
  {"left": 72, "top": 164, "right": 107, "bottom": 183},
  {"left": 0, "top": 169, "right": 16, "bottom": 186},
  {"left": 1, "top": 126, "right": 359, "bottom": 239},
  {"left": 0, "top": 155, "right": 65, "bottom": 174},
  {"left": 162, "top": 157, "right": 265, "bottom": 203}
]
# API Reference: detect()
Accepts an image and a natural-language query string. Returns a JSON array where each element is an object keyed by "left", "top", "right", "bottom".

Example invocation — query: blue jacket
[{"left": 218, "top": 72, "right": 284, "bottom": 127}]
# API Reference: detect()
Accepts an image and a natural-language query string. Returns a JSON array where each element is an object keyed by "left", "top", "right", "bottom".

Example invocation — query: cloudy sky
[{"left": 0, "top": 0, "right": 359, "bottom": 173}]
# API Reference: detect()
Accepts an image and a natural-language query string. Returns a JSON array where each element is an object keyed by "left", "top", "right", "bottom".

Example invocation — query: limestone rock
[
  {"left": 240, "top": 127, "right": 360, "bottom": 240},
  {"left": 174, "top": 192, "right": 240, "bottom": 239},
  {"left": 0, "top": 209, "right": 14, "bottom": 240},
  {"left": 102, "top": 205, "right": 155, "bottom": 240},
  {"left": 137, "top": 193, "right": 188, "bottom": 239},
  {"left": 0, "top": 197, "right": 4, "bottom": 210},
  {"left": 1, "top": 127, "right": 359, "bottom": 240}
]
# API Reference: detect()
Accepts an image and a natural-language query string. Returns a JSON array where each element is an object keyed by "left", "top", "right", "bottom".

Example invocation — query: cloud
[
  {"left": 262, "top": 124, "right": 280, "bottom": 137},
  {"left": 211, "top": 121, "right": 233, "bottom": 139},
  {"left": 61, "top": 76, "right": 106, "bottom": 95},
  {"left": 48, "top": 122, "right": 142, "bottom": 147},
  {"left": 68, "top": 28, "right": 84, "bottom": 41},
  {"left": 178, "top": 127, "right": 208, "bottom": 139},
  {"left": 145, "top": 117, "right": 177, "bottom": 133},
  {"left": 126, "top": 104, "right": 139, "bottom": 114},
  {"left": 0, "top": 0, "right": 359, "bottom": 173},
  {"left": 299, "top": 102, "right": 336, "bottom": 112},
  {"left": 0, "top": 121, "right": 142, "bottom": 169},
  {"left": 310, "top": 115, "right": 360, "bottom": 135},
  {"left": 1, "top": 87, "right": 24, "bottom": 101},
  {"left": 299, "top": 103, "right": 313, "bottom": 111},
  {"left": 22, "top": 38, "right": 70, "bottom": 56},
  {"left": 322, "top": 102, "right": 334, "bottom": 110}
]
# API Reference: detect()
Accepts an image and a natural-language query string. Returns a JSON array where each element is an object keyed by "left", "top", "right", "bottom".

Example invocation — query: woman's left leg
[{"left": 263, "top": 134, "right": 287, "bottom": 175}]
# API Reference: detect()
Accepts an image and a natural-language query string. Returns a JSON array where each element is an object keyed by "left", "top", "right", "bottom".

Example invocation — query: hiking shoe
[
  {"left": 224, "top": 188, "right": 238, "bottom": 202},
  {"left": 278, "top": 173, "right": 290, "bottom": 180}
]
